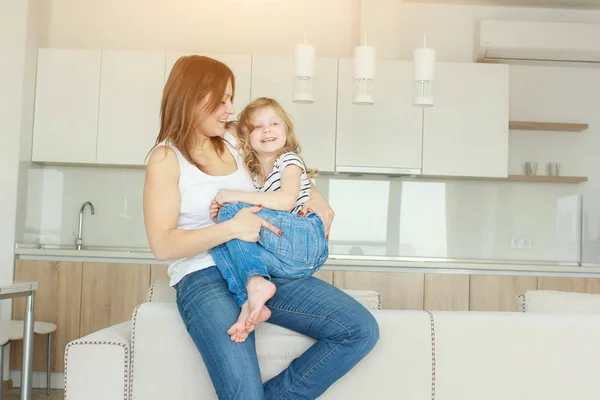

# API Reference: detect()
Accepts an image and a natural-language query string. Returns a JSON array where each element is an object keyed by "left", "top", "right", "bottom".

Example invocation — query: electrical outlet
[
  {"left": 510, "top": 238, "right": 521, "bottom": 249},
  {"left": 510, "top": 237, "right": 532, "bottom": 249}
]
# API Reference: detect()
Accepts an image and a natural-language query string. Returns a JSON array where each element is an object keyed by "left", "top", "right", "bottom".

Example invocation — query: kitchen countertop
[{"left": 14, "top": 243, "right": 600, "bottom": 277}]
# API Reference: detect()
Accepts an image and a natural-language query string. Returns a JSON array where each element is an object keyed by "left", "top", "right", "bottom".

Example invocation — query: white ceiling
[{"left": 405, "top": 0, "right": 600, "bottom": 10}]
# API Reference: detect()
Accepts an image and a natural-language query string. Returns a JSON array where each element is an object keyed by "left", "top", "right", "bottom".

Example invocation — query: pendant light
[
  {"left": 293, "top": 31, "right": 316, "bottom": 103},
  {"left": 353, "top": 0, "right": 375, "bottom": 105},
  {"left": 413, "top": 34, "right": 435, "bottom": 107}
]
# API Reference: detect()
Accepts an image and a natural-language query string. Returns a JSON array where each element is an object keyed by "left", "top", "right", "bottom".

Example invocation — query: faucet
[{"left": 75, "top": 201, "right": 95, "bottom": 250}]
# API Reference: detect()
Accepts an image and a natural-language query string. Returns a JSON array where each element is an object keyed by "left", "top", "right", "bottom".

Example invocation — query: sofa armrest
[{"left": 64, "top": 320, "right": 132, "bottom": 400}]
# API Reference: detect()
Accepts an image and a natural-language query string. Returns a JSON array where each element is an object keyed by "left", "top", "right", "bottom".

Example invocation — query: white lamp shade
[
  {"left": 293, "top": 43, "right": 316, "bottom": 103},
  {"left": 413, "top": 47, "right": 435, "bottom": 107},
  {"left": 353, "top": 45, "right": 376, "bottom": 104}
]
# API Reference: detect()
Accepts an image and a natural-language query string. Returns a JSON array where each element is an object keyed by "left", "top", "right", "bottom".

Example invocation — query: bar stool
[{"left": 8, "top": 320, "right": 56, "bottom": 395}]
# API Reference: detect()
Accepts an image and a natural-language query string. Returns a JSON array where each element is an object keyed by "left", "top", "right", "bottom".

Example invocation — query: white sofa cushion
[
  {"left": 130, "top": 304, "right": 432, "bottom": 400},
  {"left": 64, "top": 320, "right": 131, "bottom": 400},
  {"left": 519, "top": 290, "right": 600, "bottom": 314},
  {"left": 432, "top": 311, "right": 600, "bottom": 400}
]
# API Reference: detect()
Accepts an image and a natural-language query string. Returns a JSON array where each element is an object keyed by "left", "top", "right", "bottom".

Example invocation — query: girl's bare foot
[
  {"left": 245, "top": 306, "right": 271, "bottom": 332},
  {"left": 227, "top": 302, "right": 251, "bottom": 343},
  {"left": 246, "top": 276, "right": 276, "bottom": 327}
]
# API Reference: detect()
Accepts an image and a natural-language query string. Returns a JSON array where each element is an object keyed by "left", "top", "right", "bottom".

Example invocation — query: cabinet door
[
  {"left": 79, "top": 262, "right": 150, "bottom": 337},
  {"left": 96, "top": 51, "right": 166, "bottom": 165},
  {"left": 32, "top": 49, "right": 101, "bottom": 163},
  {"left": 251, "top": 55, "right": 337, "bottom": 172},
  {"left": 336, "top": 59, "right": 423, "bottom": 174},
  {"left": 165, "top": 53, "right": 252, "bottom": 118},
  {"left": 422, "top": 62, "right": 509, "bottom": 178}
]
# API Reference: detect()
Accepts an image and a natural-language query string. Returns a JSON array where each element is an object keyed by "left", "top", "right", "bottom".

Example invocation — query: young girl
[{"left": 208, "top": 97, "right": 329, "bottom": 342}]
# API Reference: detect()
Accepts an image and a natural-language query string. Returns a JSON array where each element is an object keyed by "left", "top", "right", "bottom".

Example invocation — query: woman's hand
[
  {"left": 300, "top": 195, "right": 334, "bottom": 240},
  {"left": 228, "top": 205, "right": 281, "bottom": 242}
]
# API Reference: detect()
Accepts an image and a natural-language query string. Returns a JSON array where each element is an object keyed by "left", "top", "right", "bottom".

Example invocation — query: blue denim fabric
[
  {"left": 175, "top": 266, "right": 379, "bottom": 400},
  {"left": 209, "top": 202, "right": 329, "bottom": 307}
]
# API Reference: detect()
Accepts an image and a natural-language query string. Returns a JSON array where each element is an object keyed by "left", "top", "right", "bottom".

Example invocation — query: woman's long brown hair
[
  {"left": 237, "top": 97, "right": 317, "bottom": 185},
  {"left": 148, "top": 55, "right": 235, "bottom": 170}
]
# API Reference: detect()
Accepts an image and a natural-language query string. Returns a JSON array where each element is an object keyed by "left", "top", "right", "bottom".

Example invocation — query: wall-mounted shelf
[
  {"left": 507, "top": 175, "right": 588, "bottom": 183},
  {"left": 509, "top": 121, "right": 589, "bottom": 132}
]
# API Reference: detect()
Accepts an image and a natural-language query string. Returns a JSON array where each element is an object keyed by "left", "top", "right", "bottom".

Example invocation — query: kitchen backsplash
[{"left": 19, "top": 164, "right": 599, "bottom": 264}]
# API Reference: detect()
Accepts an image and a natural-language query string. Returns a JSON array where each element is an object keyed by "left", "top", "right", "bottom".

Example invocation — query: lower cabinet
[
  {"left": 11, "top": 259, "right": 153, "bottom": 373},
  {"left": 11, "top": 259, "right": 83, "bottom": 373},
  {"left": 12, "top": 258, "right": 600, "bottom": 374}
]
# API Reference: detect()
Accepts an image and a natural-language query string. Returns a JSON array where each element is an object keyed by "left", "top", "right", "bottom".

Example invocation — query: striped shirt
[{"left": 254, "top": 152, "right": 311, "bottom": 214}]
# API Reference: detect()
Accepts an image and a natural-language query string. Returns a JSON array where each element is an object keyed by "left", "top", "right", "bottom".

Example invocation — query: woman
[{"left": 143, "top": 55, "right": 379, "bottom": 400}]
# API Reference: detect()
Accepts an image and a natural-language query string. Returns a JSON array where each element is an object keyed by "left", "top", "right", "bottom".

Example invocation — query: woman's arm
[
  {"left": 143, "top": 146, "right": 279, "bottom": 261},
  {"left": 214, "top": 166, "right": 302, "bottom": 211}
]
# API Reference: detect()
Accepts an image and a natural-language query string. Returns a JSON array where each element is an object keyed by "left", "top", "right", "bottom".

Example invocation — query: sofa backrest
[
  {"left": 519, "top": 289, "right": 600, "bottom": 313},
  {"left": 147, "top": 279, "right": 382, "bottom": 310}
]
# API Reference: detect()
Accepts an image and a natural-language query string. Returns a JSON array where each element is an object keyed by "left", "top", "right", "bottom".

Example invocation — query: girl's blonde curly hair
[{"left": 233, "top": 97, "right": 317, "bottom": 186}]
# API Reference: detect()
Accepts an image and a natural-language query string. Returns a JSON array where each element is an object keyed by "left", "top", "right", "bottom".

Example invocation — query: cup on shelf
[
  {"left": 525, "top": 162, "right": 538, "bottom": 175},
  {"left": 548, "top": 162, "right": 561, "bottom": 176}
]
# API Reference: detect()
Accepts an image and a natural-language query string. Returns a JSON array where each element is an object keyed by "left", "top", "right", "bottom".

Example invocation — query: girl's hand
[
  {"left": 229, "top": 206, "right": 281, "bottom": 242},
  {"left": 214, "top": 189, "right": 237, "bottom": 206},
  {"left": 209, "top": 200, "right": 222, "bottom": 222},
  {"left": 300, "top": 197, "right": 334, "bottom": 240}
]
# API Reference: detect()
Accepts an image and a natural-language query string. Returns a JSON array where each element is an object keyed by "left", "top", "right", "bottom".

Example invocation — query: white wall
[
  {"left": 46, "top": 1, "right": 600, "bottom": 60},
  {"left": 1, "top": 0, "right": 31, "bottom": 317}
]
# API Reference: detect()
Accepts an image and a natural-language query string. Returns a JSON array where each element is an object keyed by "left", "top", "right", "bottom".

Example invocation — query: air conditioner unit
[{"left": 477, "top": 20, "right": 600, "bottom": 66}]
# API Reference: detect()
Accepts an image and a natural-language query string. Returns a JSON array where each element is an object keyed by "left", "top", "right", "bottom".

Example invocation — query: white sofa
[{"left": 65, "top": 281, "right": 600, "bottom": 400}]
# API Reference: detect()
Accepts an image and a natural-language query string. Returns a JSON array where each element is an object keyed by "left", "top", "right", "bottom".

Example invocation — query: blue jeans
[
  {"left": 209, "top": 202, "right": 329, "bottom": 306},
  {"left": 175, "top": 266, "right": 379, "bottom": 400}
]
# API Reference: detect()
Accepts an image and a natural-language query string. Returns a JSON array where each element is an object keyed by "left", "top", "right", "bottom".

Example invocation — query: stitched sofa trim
[
  {"left": 64, "top": 340, "right": 130, "bottom": 400},
  {"left": 148, "top": 281, "right": 156, "bottom": 303},
  {"left": 518, "top": 294, "right": 526, "bottom": 312},
  {"left": 129, "top": 304, "right": 141, "bottom": 400},
  {"left": 425, "top": 311, "right": 436, "bottom": 400}
]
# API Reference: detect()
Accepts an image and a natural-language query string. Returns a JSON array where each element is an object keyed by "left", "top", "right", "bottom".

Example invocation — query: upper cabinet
[
  {"left": 422, "top": 62, "right": 509, "bottom": 178},
  {"left": 336, "top": 59, "right": 423, "bottom": 174},
  {"left": 32, "top": 49, "right": 101, "bottom": 163},
  {"left": 30, "top": 49, "right": 510, "bottom": 178},
  {"left": 96, "top": 51, "right": 165, "bottom": 165},
  {"left": 250, "top": 55, "right": 338, "bottom": 172},
  {"left": 165, "top": 53, "right": 252, "bottom": 117}
]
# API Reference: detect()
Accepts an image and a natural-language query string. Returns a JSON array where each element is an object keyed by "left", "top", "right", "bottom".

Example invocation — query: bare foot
[
  {"left": 246, "top": 276, "right": 276, "bottom": 327},
  {"left": 227, "top": 302, "right": 251, "bottom": 343},
  {"left": 245, "top": 306, "right": 272, "bottom": 332}
]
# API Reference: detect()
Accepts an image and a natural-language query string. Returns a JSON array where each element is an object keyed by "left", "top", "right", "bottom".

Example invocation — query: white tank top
[{"left": 154, "top": 132, "right": 255, "bottom": 286}]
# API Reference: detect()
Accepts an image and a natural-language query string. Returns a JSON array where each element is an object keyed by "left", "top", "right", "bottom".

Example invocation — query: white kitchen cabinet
[
  {"left": 336, "top": 59, "right": 423, "bottom": 174},
  {"left": 422, "top": 62, "right": 509, "bottom": 178},
  {"left": 250, "top": 55, "right": 338, "bottom": 172},
  {"left": 165, "top": 53, "right": 252, "bottom": 118},
  {"left": 96, "top": 51, "right": 166, "bottom": 166},
  {"left": 32, "top": 49, "right": 101, "bottom": 163}
]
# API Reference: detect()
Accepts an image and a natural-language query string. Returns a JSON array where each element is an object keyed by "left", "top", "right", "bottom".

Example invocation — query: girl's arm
[
  {"left": 299, "top": 181, "right": 335, "bottom": 239},
  {"left": 143, "top": 146, "right": 279, "bottom": 261},
  {"left": 215, "top": 165, "right": 302, "bottom": 211}
]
